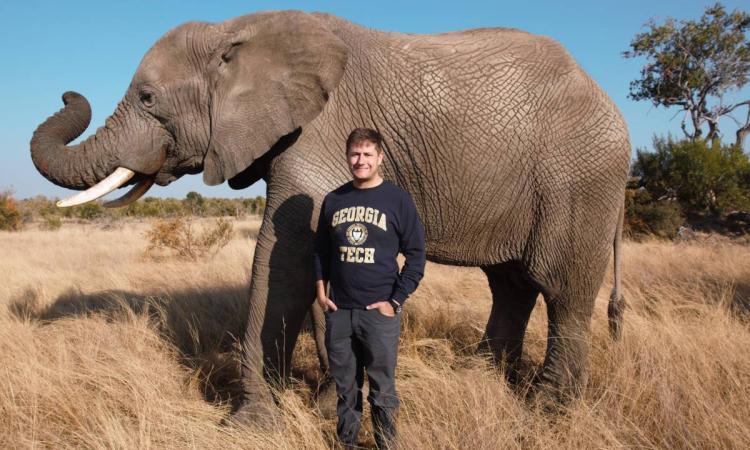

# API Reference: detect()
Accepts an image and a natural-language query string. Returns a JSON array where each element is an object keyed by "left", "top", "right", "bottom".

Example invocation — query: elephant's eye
[{"left": 139, "top": 91, "right": 155, "bottom": 108}]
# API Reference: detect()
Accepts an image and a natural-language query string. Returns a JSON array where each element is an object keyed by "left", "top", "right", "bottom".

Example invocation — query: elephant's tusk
[
  {"left": 56, "top": 167, "right": 135, "bottom": 208},
  {"left": 102, "top": 175, "right": 155, "bottom": 208}
]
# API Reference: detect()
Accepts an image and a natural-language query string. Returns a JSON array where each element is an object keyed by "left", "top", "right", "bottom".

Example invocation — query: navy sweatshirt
[{"left": 313, "top": 180, "right": 426, "bottom": 309}]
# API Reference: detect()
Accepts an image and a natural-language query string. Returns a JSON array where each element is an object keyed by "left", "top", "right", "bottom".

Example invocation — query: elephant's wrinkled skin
[{"left": 30, "top": 11, "right": 630, "bottom": 423}]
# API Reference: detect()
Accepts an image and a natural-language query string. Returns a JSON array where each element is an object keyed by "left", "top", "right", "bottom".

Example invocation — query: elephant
[{"left": 30, "top": 10, "right": 630, "bottom": 423}]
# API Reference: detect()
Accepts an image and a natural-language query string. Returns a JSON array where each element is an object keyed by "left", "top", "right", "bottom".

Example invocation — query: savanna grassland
[{"left": 1, "top": 218, "right": 749, "bottom": 449}]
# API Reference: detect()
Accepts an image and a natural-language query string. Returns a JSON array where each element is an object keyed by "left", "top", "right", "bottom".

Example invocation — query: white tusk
[
  {"left": 103, "top": 176, "right": 155, "bottom": 208},
  {"left": 56, "top": 167, "right": 135, "bottom": 208}
]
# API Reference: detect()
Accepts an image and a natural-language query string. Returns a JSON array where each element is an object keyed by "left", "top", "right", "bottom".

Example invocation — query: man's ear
[{"left": 204, "top": 11, "right": 348, "bottom": 185}]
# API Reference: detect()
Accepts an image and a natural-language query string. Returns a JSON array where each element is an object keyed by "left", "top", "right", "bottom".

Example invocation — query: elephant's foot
[
  {"left": 230, "top": 374, "right": 282, "bottom": 428},
  {"left": 528, "top": 358, "right": 587, "bottom": 413},
  {"left": 231, "top": 397, "right": 282, "bottom": 429},
  {"left": 526, "top": 388, "right": 567, "bottom": 415},
  {"left": 314, "top": 377, "right": 338, "bottom": 419},
  {"left": 504, "top": 357, "right": 537, "bottom": 389},
  {"left": 527, "top": 380, "right": 576, "bottom": 415},
  {"left": 477, "top": 341, "right": 522, "bottom": 383}
]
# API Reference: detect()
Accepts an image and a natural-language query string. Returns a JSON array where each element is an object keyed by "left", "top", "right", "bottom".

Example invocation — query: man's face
[{"left": 347, "top": 141, "right": 383, "bottom": 182}]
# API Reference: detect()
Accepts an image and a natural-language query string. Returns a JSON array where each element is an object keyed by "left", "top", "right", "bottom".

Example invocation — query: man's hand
[
  {"left": 317, "top": 295, "right": 338, "bottom": 312},
  {"left": 366, "top": 300, "right": 395, "bottom": 317}
]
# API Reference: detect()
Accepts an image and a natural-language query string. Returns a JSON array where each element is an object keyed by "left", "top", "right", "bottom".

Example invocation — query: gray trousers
[{"left": 325, "top": 307, "right": 401, "bottom": 448}]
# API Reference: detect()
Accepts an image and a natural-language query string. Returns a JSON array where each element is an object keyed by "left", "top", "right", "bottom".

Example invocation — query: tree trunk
[{"left": 736, "top": 125, "right": 750, "bottom": 151}]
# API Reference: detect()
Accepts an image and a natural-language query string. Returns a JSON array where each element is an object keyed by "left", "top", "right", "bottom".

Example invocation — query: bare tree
[{"left": 624, "top": 3, "right": 750, "bottom": 149}]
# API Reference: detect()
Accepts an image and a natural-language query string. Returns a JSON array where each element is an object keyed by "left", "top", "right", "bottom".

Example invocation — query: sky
[{"left": 1, "top": 0, "right": 748, "bottom": 200}]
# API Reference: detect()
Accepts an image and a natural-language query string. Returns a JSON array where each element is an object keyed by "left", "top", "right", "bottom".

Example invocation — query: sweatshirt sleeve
[
  {"left": 390, "top": 192, "right": 426, "bottom": 303},
  {"left": 313, "top": 198, "right": 331, "bottom": 282}
]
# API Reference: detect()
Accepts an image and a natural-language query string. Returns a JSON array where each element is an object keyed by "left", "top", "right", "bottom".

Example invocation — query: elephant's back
[{"left": 314, "top": 13, "right": 630, "bottom": 267}]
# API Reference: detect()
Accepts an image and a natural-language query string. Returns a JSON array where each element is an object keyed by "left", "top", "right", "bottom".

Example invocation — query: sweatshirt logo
[
  {"left": 346, "top": 223, "right": 368, "bottom": 245},
  {"left": 332, "top": 206, "right": 387, "bottom": 231}
]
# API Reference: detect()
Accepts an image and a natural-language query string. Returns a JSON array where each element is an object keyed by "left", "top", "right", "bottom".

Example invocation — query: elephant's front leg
[
  {"left": 234, "top": 193, "right": 318, "bottom": 425},
  {"left": 310, "top": 299, "right": 339, "bottom": 418}
]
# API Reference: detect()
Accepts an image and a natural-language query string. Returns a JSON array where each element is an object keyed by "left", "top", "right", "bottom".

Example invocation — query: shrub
[
  {"left": 129, "top": 197, "right": 186, "bottom": 218},
  {"left": 75, "top": 202, "right": 105, "bottom": 221},
  {"left": 625, "top": 188, "right": 684, "bottom": 239},
  {"left": 19, "top": 195, "right": 57, "bottom": 220},
  {"left": 204, "top": 198, "right": 242, "bottom": 217},
  {"left": 123, "top": 197, "right": 161, "bottom": 217},
  {"left": 633, "top": 137, "right": 750, "bottom": 217},
  {"left": 15, "top": 194, "right": 265, "bottom": 222},
  {"left": 0, "top": 190, "right": 24, "bottom": 231},
  {"left": 185, "top": 191, "right": 205, "bottom": 216},
  {"left": 239, "top": 196, "right": 265, "bottom": 216},
  {"left": 40, "top": 213, "right": 62, "bottom": 231},
  {"left": 144, "top": 216, "right": 234, "bottom": 260}
]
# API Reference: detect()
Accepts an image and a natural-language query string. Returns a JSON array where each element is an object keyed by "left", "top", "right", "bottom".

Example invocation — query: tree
[
  {"left": 185, "top": 191, "right": 205, "bottom": 216},
  {"left": 624, "top": 3, "right": 750, "bottom": 148}
]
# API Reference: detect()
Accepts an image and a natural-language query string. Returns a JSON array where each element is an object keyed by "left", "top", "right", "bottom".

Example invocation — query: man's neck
[{"left": 352, "top": 175, "right": 384, "bottom": 189}]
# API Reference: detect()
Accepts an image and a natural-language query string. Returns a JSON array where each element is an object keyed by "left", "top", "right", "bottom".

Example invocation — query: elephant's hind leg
[
  {"left": 531, "top": 252, "right": 608, "bottom": 406},
  {"left": 533, "top": 286, "right": 597, "bottom": 407},
  {"left": 479, "top": 262, "right": 539, "bottom": 384}
]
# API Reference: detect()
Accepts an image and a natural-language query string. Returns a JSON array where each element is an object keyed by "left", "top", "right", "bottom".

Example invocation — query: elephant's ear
[{"left": 203, "top": 11, "right": 348, "bottom": 185}]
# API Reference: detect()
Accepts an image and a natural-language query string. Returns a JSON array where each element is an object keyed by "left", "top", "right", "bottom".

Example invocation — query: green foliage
[
  {"left": 20, "top": 195, "right": 57, "bottom": 218},
  {"left": 121, "top": 197, "right": 185, "bottom": 218},
  {"left": 40, "top": 214, "right": 62, "bottom": 231},
  {"left": 77, "top": 202, "right": 105, "bottom": 220},
  {"left": 204, "top": 198, "right": 240, "bottom": 217},
  {"left": 0, "top": 191, "right": 24, "bottom": 231},
  {"left": 633, "top": 136, "right": 750, "bottom": 217},
  {"left": 15, "top": 194, "right": 264, "bottom": 224},
  {"left": 625, "top": 189, "right": 684, "bottom": 239},
  {"left": 144, "top": 216, "right": 234, "bottom": 260},
  {"left": 253, "top": 196, "right": 266, "bottom": 216},
  {"left": 185, "top": 191, "right": 205, "bottom": 216},
  {"left": 623, "top": 3, "right": 750, "bottom": 143}
]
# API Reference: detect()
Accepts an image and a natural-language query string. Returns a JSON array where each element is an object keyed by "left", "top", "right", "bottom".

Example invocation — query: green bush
[
  {"left": 40, "top": 214, "right": 62, "bottom": 231},
  {"left": 205, "top": 198, "right": 242, "bottom": 217},
  {"left": 625, "top": 188, "right": 684, "bottom": 239},
  {"left": 16, "top": 194, "right": 265, "bottom": 222},
  {"left": 75, "top": 202, "right": 105, "bottom": 220},
  {"left": 252, "top": 196, "right": 265, "bottom": 216},
  {"left": 122, "top": 197, "right": 185, "bottom": 218},
  {"left": 123, "top": 197, "right": 162, "bottom": 217},
  {"left": 185, "top": 191, "right": 205, "bottom": 216},
  {"left": 0, "top": 191, "right": 24, "bottom": 231},
  {"left": 633, "top": 137, "right": 750, "bottom": 217},
  {"left": 20, "top": 195, "right": 58, "bottom": 219}
]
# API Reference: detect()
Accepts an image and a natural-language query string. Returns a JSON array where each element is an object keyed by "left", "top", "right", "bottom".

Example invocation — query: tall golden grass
[{"left": 1, "top": 219, "right": 748, "bottom": 449}]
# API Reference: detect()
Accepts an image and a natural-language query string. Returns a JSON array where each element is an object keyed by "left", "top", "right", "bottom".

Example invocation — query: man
[{"left": 313, "top": 128, "right": 426, "bottom": 449}]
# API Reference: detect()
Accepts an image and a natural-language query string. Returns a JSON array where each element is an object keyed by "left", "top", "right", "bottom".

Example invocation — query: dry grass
[{"left": 1, "top": 219, "right": 749, "bottom": 449}]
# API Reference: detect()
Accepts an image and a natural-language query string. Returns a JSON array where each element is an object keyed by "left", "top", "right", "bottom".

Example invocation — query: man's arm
[
  {"left": 312, "top": 198, "right": 337, "bottom": 311},
  {"left": 313, "top": 198, "right": 331, "bottom": 283},
  {"left": 390, "top": 192, "right": 426, "bottom": 304}
]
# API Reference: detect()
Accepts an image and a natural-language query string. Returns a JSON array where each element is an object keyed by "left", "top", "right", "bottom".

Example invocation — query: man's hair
[{"left": 346, "top": 128, "right": 384, "bottom": 154}]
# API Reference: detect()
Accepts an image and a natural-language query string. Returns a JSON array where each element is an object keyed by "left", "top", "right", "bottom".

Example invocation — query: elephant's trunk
[{"left": 30, "top": 91, "right": 131, "bottom": 190}]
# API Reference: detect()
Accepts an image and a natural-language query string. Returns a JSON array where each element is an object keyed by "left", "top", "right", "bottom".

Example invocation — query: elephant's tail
[{"left": 608, "top": 203, "right": 626, "bottom": 341}]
